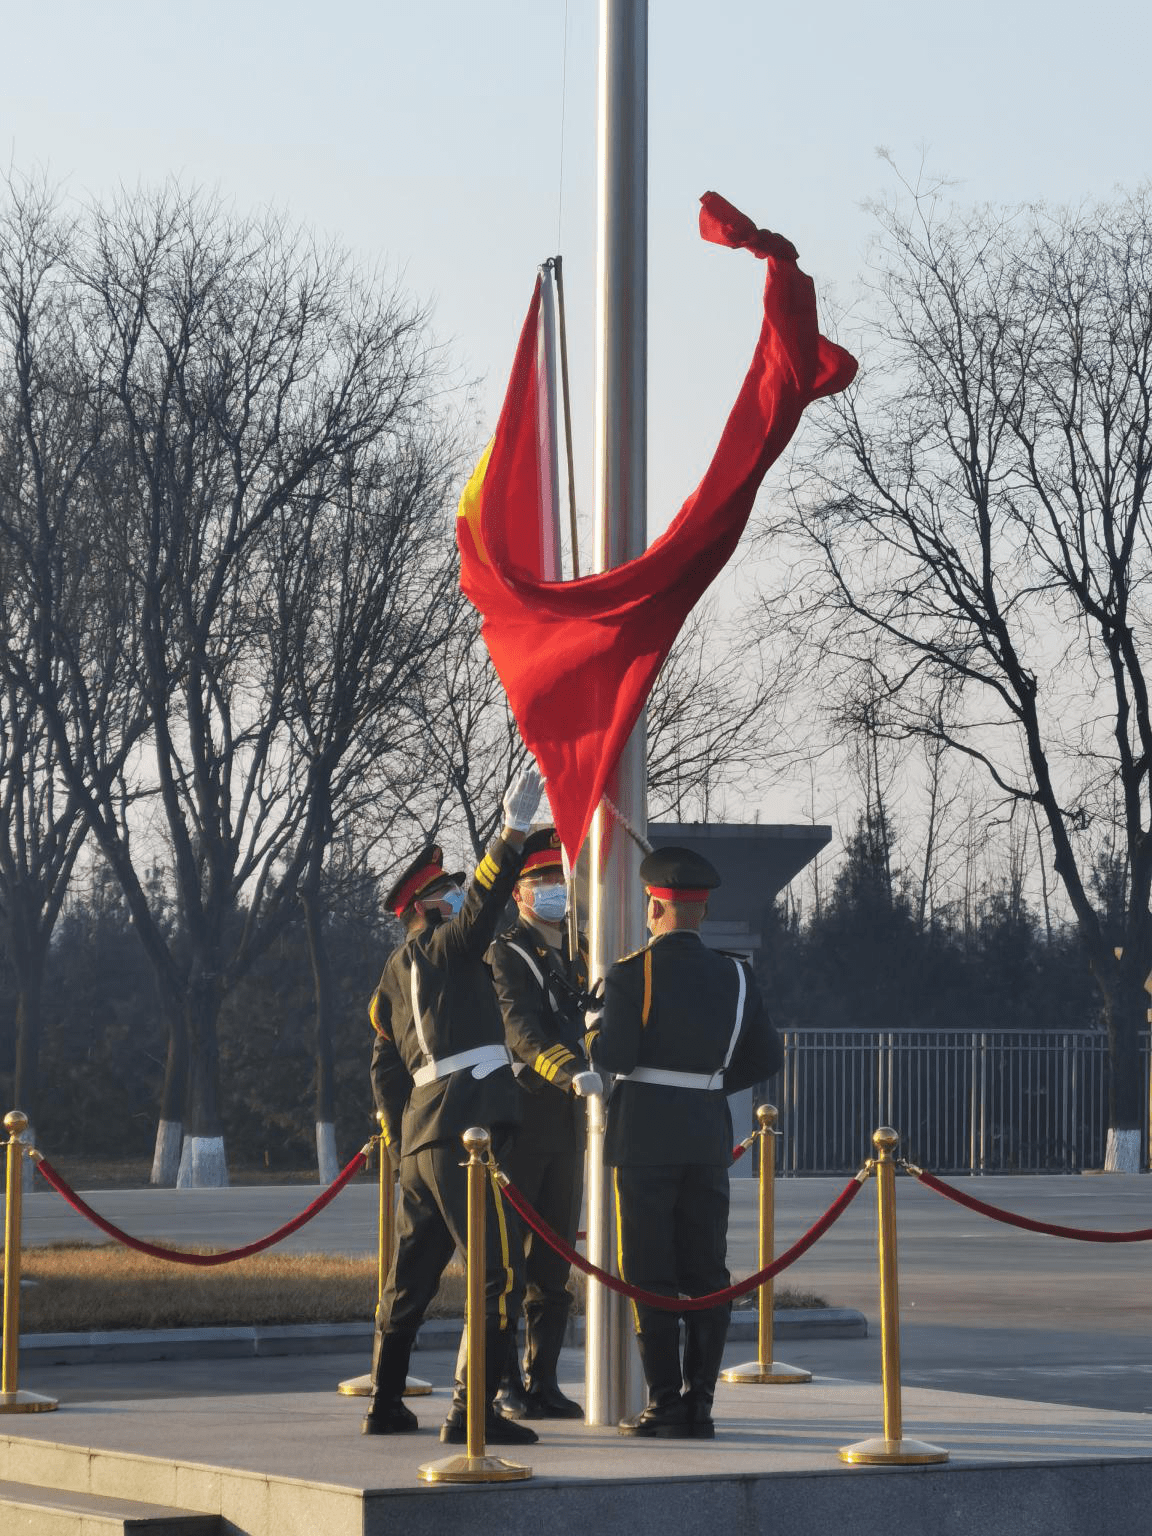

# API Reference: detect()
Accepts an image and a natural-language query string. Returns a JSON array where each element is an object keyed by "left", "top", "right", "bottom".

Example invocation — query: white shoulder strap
[
  {"left": 409, "top": 959, "right": 433, "bottom": 1064},
  {"left": 720, "top": 958, "right": 747, "bottom": 1072}
]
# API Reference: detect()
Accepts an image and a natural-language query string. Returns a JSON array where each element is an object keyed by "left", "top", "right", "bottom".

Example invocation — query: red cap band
[
  {"left": 646, "top": 886, "right": 709, "bottom": 902},
  {"left": 391, "top": 860, "right": 445, "bottom": 915}
]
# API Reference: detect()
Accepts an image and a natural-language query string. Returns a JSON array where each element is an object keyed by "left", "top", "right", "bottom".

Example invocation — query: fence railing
[{"left": 774, "top": 1030, "right": 1151, "bottom": 1175}]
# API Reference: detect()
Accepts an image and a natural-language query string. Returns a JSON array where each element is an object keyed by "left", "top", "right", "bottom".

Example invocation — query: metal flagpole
[{"left": 584, "top": 0, "right": 647, "bottom": 1428}]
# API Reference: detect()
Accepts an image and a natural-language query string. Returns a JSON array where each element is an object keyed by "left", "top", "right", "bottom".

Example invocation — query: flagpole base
[
  {"left": 721, "top": 1359, "right": 812, "bottom": 1384},
  {"left": 418, "top": 1453, "right": 533, "bottom": 1484},
  {"left": 839, "top": 1436, "right": 949, "bottom": 1465},
  {"left": 0, "top": 1390, "right": 58, "bottom": 1413},
  {"left": 337, "top": 1372, "right": 432, "bottom": 1397}
]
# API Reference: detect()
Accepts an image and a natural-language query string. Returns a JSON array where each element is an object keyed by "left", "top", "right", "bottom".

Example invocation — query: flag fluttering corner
[{"left": 456, "top": 196, "right": 858, "bottom": 864}]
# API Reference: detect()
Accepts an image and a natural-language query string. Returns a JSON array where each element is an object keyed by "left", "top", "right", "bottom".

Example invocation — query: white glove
[
  {"left": 502, "top": 765, "right": 543, "bottom": 832},
  {"left": 572, "top": 1070, "right": 603, "bottom": 1098}
]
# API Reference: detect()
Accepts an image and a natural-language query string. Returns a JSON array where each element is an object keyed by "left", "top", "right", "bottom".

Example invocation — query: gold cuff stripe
[
  {"left": 474, "top": 854, "right": 499, "bottom": 891},
  {"left": 533, "top": 1047, "right": 576, "bottom": 1082}
]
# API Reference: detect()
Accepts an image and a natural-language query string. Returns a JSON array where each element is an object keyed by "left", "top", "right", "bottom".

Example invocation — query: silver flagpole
[{"left": 585, "top": 0, "right": 647, "bottom": 1428}]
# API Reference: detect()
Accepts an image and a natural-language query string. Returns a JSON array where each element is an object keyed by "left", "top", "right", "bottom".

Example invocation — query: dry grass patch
[
  {"left": 9, "top": 1244, "right": 825, "bottom": 1333},
  {"left": 13, "top": 1243, "right": 466, "bottom": 1333}
]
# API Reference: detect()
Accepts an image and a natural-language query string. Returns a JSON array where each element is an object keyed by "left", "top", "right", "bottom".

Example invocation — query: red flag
[{"left": 458, "top": 193, "right": 857, "bottom": 862}]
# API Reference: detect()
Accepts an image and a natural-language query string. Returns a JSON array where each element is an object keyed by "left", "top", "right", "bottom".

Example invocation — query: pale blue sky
[
  {"left": 5, "top": 1, "right": 1147, "bottom": 525},
  {"left": 4, "top": 1, "right": 1149, "bottom": 829}
]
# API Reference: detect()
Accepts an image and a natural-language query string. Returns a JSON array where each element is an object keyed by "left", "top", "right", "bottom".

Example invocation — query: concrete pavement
[{"left": 4, "top": 1173, "right": 1152, "bottom": 1532}]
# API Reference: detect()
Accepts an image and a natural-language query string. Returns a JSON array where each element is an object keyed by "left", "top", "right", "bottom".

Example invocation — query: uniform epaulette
[{"left": 615, "top": 943, "right": 650, "bottom": 966}]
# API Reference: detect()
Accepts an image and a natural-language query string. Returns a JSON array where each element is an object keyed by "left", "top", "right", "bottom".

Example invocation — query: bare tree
[
  {"left": 646, "top": 599, "right": 792, "bottom": 822},
  {"left": 0, "top": 176, "right": 144, "bottom": 1161},
  {"left": 790, "top": 176, "right": 1152, "bottom": 1168},
  {"left": 277, "top": 425, "right": 462, "bottom": 1179},
  {"left": 409, "top": 594, "right": 530, "bottom": 858},
  {"left": 19, "top": 182, "right": 458, "bottom": 1185}
]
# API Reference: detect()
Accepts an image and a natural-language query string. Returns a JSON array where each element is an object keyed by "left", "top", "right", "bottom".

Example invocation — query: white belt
[
  {"left": 411, "top": 1044, "right": 511, "bottom": 1088},
  {"left": 619, "top": 1066, "right": 725, "bottom": 1091}
]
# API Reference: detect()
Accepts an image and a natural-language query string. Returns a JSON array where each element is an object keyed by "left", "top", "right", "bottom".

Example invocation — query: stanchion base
[
  {"left": 721, "top": 1359, "right": 813, "bottom": 1384},
  {"left": 337, "top": 1372, "right": 433, "bottom": 1397},
  {"left": 839, "top": 1436, "right": 949, "bottom": 1465},
  {"left": 0, "top": 1389, "right": 58, "bottom": 1413},
  {"left": 418, "top": 1453, "right": 532, "bottom": 1484}
]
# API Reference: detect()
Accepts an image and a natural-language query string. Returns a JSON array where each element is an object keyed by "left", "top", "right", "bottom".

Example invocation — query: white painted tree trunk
[
  {"left": 150, "top": 1120, "right": 183, "bottom": 1186},
  {"left": 176, "top": 1135, "right": 229, "bottom": 1188},
  {"left": 316, "top": 1121, "right": 339, "bottom": 1184},
  {"left": 1103, "top": 1128, "right": 1142, "bottom": 1173}
]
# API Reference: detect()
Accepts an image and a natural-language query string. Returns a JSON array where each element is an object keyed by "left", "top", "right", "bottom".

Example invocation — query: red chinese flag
[{"left": 457, "top": 193, "right": 858, "bottom": 862}]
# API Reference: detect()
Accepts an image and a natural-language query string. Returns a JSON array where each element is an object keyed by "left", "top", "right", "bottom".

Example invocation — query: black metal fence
[{"left": 774, "top": 1030, "right": 1150, "bottom": 1174}]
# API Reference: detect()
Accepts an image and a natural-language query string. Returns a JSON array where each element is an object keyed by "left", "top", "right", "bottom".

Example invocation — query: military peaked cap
[
  {"left": 639, "top": 845, "right": 721, "bottom": 901},
  {"left": 384, "top": 843, "right": 465, "bottom": 916},
  {"left": 520, "top": 826, "right": 565, "bottom": 878}
]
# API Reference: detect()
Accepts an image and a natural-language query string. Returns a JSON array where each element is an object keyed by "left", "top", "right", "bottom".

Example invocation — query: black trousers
[
  {"left": 613, "top": 1162, "right": 729, "bottom": 1339},
  {"left": 378, "top": 1137, "right": 525, "bottom": 1341},
  {"left": 505, "top": 1091, "right": 584, "bottom": 1312}
]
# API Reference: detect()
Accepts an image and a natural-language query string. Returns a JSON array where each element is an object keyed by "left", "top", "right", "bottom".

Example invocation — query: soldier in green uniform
[
  {"left": 488, "top": 828, "right": 601, "bottom": 1419},
  {"left": 587, "top": 846, "right": 784, "bottom": 1439},
  {"left": 362, "top": 767, "right": 543, "bottom": 1446}
]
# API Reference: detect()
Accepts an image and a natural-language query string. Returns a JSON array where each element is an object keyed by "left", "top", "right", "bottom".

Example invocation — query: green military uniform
[
  {"left": 365, "top": 834, "right": 529, "bottom": 1438},
  {"left": 489, "top": 895, "right": 589, "bottom": 1413},
  {"left": 588, "top": 846, "right": 784, "bottom": 1437}
]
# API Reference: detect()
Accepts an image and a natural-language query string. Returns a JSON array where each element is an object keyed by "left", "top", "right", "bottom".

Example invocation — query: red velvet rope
[
  {"left": 499, "top": 1172, "right": 864, "bottom": 1310},
  {"left": 32, "top": 1149, "right": 369, "bottom": 1265},
  {"left": 911, "top": 1168, "right": 1152, "bottom": 1243}
]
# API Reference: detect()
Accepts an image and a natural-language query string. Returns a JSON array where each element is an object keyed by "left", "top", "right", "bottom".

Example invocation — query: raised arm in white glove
[
  {"left": 502, "top": 764, "right": 543, "bottom": 834},
  {"left": 571, "top": 1070, "right": 603, "bottom": 1098}
]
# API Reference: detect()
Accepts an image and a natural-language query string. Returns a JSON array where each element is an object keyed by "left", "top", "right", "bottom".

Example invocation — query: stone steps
[
  {"left": 0, "top": 1477, "right": 220, "bottom": 1534},
  {"left": 0, "top": 1435, "right": 371, "bottom": 1536}
]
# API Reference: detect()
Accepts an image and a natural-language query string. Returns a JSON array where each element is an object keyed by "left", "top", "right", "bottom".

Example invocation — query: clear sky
[{"left": 4, "top": 0, "right": 1149, "bottom": 828}]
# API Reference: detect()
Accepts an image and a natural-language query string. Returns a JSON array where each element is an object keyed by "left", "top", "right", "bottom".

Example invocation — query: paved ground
[{"left": 11, "top": 1171, "right": 1152, "bottom": 1414}]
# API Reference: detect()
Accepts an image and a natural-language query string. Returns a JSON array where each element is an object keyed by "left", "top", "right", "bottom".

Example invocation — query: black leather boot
[
  {"left": 493, "top": 1322, "right": 532, "bottom": 1420},
  {"left": 361, "top": 1331, "right": 420, "bottom": 1435},
  {"left": 522, "top": 1301, "right": 583, "bottom": 1419},
  {"left": 681, "top": 1305, "right": 730, "bottom": 1439},
  {"left": 618, "top": 1326, "right": 689, "bottom": 1438},
  {"left": 440, "top": 1320, "right": 540, "bottom": 1446}
]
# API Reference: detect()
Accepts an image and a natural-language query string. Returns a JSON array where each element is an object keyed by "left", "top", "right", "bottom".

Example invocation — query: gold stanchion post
[
  {"left": 1, "top": 1110, "right": 57, "bottom": 1413},
  {"left": 418, "top": 1128, "right": 531, "bottom": 1485},
  {"left": 839, "top": 1126, "right": 947, "bottom": 1465},
  {"left": 340, "top": 1113, "right": 431, "bottom": 1398},
  {"left": 722, "top": 1104, "right": 811, "bottom": 1384}
]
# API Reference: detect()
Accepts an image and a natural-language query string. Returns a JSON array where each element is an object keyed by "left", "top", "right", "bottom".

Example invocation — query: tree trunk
[
  {"left": 13, "top": 972, "right": 44, "bottom": 1192},
  {"left": 301, "top": 885, "right": 338, "bottom": 1179},
  {"left": 315, "top": 1121, "right": 339, "bottom": 1185},
  {"left": 12, "top": 972, "right": 42, "bottom": 1126},
  {"left": 150, "top": 1120, "right": 183, "bottom": 1186},
  {"left": 1098, "top": 964, "right": 1147, "bottom": 1173},
  {"left": 176, "top": 971, "right": 227, "bottom": 1188},
  {"left": 150, "top": 1001, "right": 188, "bottom": 1186}
]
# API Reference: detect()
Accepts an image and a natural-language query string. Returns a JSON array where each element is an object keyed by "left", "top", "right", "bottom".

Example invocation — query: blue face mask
[
  {"left": 530, "top": 884, "right": 568, "bottom": 922},
  {"left": 440, "top": 886, "right": 466, "bottom": 917}
]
